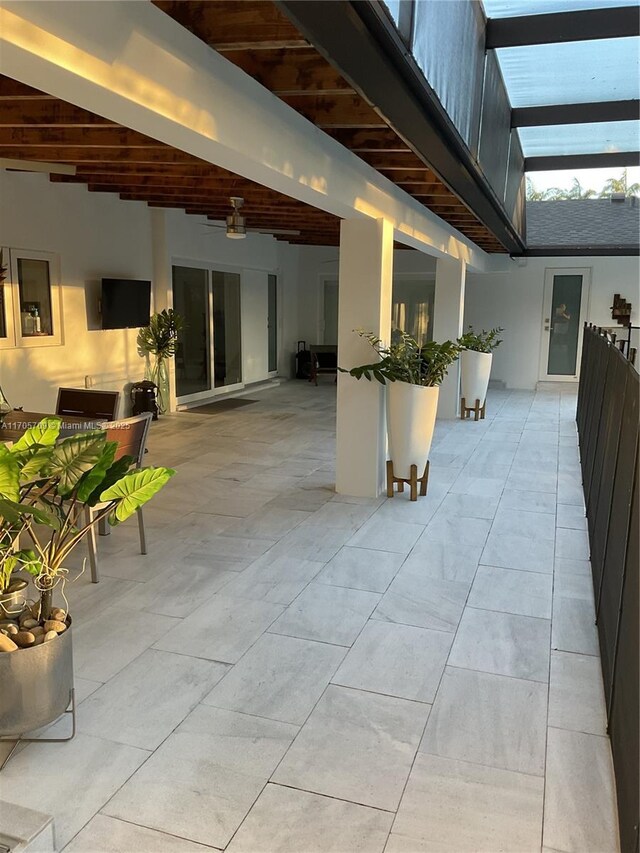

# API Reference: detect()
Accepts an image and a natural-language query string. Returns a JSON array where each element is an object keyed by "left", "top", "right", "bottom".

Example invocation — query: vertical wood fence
[{"left": 577, "top": 323, "right": 639, "bottom": 853}]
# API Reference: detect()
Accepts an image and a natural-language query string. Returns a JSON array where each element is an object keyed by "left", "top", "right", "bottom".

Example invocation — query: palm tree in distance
[
  {"left": 527, "top": 172, "right": 639, "bottom": 201},
  {"left": 599, "top": 169, "right": 640, "bottom": 198},
  {"left": 546, "top": 178, "right": 597, "bottom": 200}
]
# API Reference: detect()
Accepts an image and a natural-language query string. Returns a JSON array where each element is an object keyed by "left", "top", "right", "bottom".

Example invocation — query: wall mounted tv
[{"left": 101, "top": 278, "right": 151, "bottom": 330}]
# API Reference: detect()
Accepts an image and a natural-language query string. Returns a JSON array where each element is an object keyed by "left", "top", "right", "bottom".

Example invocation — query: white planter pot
[
  {"left": 386, "top": 382, "right": 439, "bottom": 480},
  {"left": 460, "top": 350, "right": 493, "bottom": 408}
]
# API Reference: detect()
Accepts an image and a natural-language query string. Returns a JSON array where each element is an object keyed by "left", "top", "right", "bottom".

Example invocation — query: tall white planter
[
  {"left": 386, "top": 381, "right": 439, "bottom": 480},
  {"left": 460, "top": 350, "right": 493, "bottom": 408}
]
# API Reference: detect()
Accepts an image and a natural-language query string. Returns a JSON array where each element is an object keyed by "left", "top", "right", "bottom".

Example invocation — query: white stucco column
[
  {"left": 433, "top": 255, "right": 466, "bottom": 418},
  {"left": 336, "top": 218, "right": 394, "bottom": 497}
]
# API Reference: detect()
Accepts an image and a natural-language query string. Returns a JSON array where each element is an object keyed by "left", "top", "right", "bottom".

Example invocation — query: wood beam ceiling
[
  {"left": 153, "top": 0, "right": 507, "bottom": 252},
  {"left": 0, "top": 0, "right": 508, "bottom": 252}
]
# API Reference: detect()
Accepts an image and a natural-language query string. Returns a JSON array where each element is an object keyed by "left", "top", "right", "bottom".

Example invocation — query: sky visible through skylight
[{"left": 527, "top": 167, "right": 640, "bottom": 195}]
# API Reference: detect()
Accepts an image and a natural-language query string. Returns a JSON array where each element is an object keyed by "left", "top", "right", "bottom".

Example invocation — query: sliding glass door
[
  {"left": 172, "top": 266, "right": 243, "bottom": 402},
  {"left": 172, "top": 266, "right": 211, "bottom": 398},
  {"left": 212, "top": 271, "right": 242, "bottom": 387}
]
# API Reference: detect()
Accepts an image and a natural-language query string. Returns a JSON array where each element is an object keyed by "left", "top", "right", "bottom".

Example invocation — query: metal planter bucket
[{"left": 0, "top": 620, "right": 73, "bottom": 738}]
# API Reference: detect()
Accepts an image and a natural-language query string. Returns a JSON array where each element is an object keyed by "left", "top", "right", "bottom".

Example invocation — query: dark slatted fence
[{"left": 577, "top": 324, "right": 639, "bottom": 853}]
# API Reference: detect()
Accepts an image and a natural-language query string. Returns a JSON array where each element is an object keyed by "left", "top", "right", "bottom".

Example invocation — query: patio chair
[
  {"left": 84, "top": 412, "right": 153, "bottom": 583},
  {"left": 56, "top": 387, "right": 120, "bottom": 421},
  {"left": 309, "top": 344, "right": 338, "bottom": 386}
]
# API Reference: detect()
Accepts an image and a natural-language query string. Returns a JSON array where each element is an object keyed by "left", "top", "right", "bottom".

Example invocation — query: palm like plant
[
  {"left": 599, "top": 169, "right": 640, "bottom": 198},
  {"left": 137, "top": 310, "right": 184, "bottom": 414}
]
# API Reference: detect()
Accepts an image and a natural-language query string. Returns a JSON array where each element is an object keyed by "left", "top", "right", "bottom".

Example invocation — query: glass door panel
[
  {"left": 392, "top": 279, "right": 435, "bottom": 346},
  {"left": 172, "top": 265, "right": 211, "bottom": 397},
  {"left": 268, "top": 274, "right": 277, "bottom": 373},
  {"left": 547, "top": 274, "right": 583, "bottom": 375},
  {"left": 323, "top": 279, "right": 339, "bottom": 345},
  {"left": 17, "top": 258, "right": 53, "bottom": 337},
  {"left": 212, "top": 271, "right": 242, "bottom": 387}
]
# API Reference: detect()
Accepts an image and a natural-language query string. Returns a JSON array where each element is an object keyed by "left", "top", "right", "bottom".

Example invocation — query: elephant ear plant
[
  {"left": 0, "top": 417, "right": 175, "bottom": 636},
  {"left": 341, "top": 330, "right": 460, "bottom": 386}
]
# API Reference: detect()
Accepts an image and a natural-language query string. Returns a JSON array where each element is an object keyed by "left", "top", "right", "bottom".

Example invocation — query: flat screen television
[{"left": 101, "top": 278, "right": 151, "bottom": 330}]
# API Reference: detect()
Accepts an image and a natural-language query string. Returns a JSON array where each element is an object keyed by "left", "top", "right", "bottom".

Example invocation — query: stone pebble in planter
[{"left": 0, "top": 608, "right": 66, "bottom": 652}]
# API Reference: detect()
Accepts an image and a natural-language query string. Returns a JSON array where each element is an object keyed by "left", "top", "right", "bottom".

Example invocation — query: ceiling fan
[{"left": 204, "top": 197, "right": 301, "bottom": 240}]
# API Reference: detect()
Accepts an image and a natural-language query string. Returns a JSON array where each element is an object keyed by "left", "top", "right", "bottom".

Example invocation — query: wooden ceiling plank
[
  {"left": 221, "top": 49, "right": 352, "bottom": 95},
  {"left": 0, "top": 127, "right": 170, "bottom": 146},
  {"left": 0, "top": 100, "right": 118, "bottom": 127},
  {"left": 279, "top": 94, "right": 384, "bottom": 128},
  {"left": 152, "top": 1, "right": 308, "bottom": 50}
]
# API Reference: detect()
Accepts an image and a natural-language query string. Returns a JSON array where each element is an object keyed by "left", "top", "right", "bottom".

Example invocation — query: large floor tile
[
  {"left": 0, "top": 732, "right": 148, "bottom": 851},
  {"left": 448, "top": 474, "right": 507, "bottom": 498},
  {"left": 404, "top": 539, "right": 483, "bottom": 584},
  {"left": 388, "top": 753, "right": 544, "bottom": 853},
  {"left": 203, "top": 632, "right": 345, "bottom": 724},
  {"left": 543, "top": 727, "right": 619, "bottom": 852},
  {"left": 72, "top": 604, "right": 181, "bottom": 683},
  {"left": 373, "top": 561, "right": 469, "bottom": 633},
  {"left": 220, "top": 507, "right": 310, "bottom": 540},
  {"left": 269, "top": 582, "right": 379, "bottom": 646},
  {"left": 303, "top": 499, "right": 377, "bottom": 531},
  {"left": 220, "top": 555, "right": 324, "bottom": 605},
  {"left": 491, "top": 507, "right": 556, "bottom": 541},
  {"left": 554, "top": 556, "right": 591, "bottom": 576},
  {"left": 64, "top": 814, "right": 215, "bottom": 853},
  {"left": 153, "top": 594, "right": 283, "bottom": 663},
  {"left": 77, "top": 649, "right": 227, "bottom": 749},
  {"left": 104, "top": 706, "right": 297, "bottom": 849},
  {"left": 420, "top": 666, "right": 547, "bottom": 776},
  {"left": 226, "top": 784, "right": 392, "bottom": 853},
  {"left": 555, "top": 526, "right": 590, "bottom": 560},
  {"left": 347, "top": 516, "right": 424, "bottom": 554},
  {"left": 549, "top": 651, "right": 607, "bottom": 735},
  {"left": 468, "top": 565, "right": 552, "bottom": 618},
  {"left": 551, "top": 596, "right": 599, "bottom": 655},
  {"left": 316, "top": 546, "right": 404, "bottom": 592},
  {"left": 481, "top": 530, "right": 555, "bottom": 574},
  {"left": 332, "top": 620, "right": 451, "bottom": 703},
  {"left": 500, "top": 488, "right": 556, "bottom": 512},
  {"left": 506, "top": 470, "right": 557, "bottom": 494},
  {"left": 449, "top": 607, "right": 550, "bottom": 682},
  {"left": 437, "top": 492, "right": 499, "bottom": 520},
  {"left": 422, "top": 513, "right": 492, "bottom": 549},
  {"left": 273, "top": 685, "right": 429, "bottom": 811},
  {"left": 556, "top": 503, "right": 588, "bottom": 530},
  {"left": 125, "top": 560, "right": 236, "bottom": 617}
]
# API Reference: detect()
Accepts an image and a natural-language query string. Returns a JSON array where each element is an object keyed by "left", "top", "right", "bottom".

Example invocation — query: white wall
[
  {"left": 465, "top": 256, "right": 640, "bottom": 390},
  {"left": 0, "top": 170, "right": 301, "bottom": 413},
  {"left": 0, "top": 170, "right": 152, "bottom": 413},
  {"left": 295, "top": 246, "right": 438, "bottom": 347}
]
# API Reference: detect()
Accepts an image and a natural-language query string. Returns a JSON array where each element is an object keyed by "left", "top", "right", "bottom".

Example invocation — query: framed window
[
  {"left": 7, "top": 249, "right": 62, "bottom": 348},
  {"left": 0, "top": 248, "right": 15, "bottom": 349}
]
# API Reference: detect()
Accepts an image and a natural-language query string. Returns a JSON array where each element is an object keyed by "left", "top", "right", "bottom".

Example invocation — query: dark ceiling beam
[
  {"left": 277, "top": 0, "right": 524, "bottom": 253},
  {"left": 512, "top": 100, "right": 640, "bottom": 128},
  {"left": 525, "top": 151, "right": 640, "bottom": 170},
  {"left": 486, "top": 6, "right": 640, "bottom": 48}
]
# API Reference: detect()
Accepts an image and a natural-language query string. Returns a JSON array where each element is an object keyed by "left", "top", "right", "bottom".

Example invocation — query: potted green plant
[
  {"left": 137, "top": 309, "right": 184, "bottom": 415},
  {"left": 0, "top": 417, "right": 175, "bottom": 749},
  {"left": 457, "top": 326, "right": 503, "bottom": 419},
  {"left": 341, "top": 330, "right": 460, "bottom": 498}
]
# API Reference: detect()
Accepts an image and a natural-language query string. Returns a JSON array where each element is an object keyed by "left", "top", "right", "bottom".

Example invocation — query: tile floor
[{"left": 0, "top": 383, "right": 620, "bottom": 852}]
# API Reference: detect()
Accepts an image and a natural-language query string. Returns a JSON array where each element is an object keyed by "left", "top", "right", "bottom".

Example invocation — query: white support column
[
  {"left": 336, "top": 218, "right": 394, "bottom": 497},
  {"left": 433, "top": 256, "right": 466, "bottom": 419}
]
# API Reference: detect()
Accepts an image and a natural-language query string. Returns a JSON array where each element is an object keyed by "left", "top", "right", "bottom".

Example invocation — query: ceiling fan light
[{"left": 226, "top": 212, "right": 246, "bottom": 239}]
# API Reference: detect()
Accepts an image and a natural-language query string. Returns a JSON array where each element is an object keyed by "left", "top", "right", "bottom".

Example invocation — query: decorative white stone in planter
[{"left": 386, "top": 381, "right": 439, "bottom": 481}]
